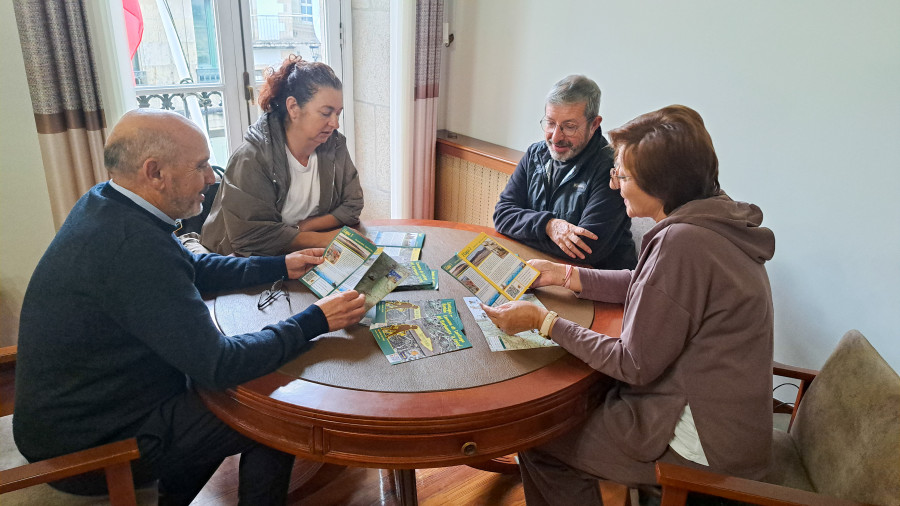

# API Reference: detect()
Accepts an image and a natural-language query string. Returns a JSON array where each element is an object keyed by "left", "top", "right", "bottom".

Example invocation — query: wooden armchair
[
  {"left": 0, "top": 346, "right": 148, "bottom": 505},
  {"left": 655, "top": 330, "right": 900, "bottom": 506}
]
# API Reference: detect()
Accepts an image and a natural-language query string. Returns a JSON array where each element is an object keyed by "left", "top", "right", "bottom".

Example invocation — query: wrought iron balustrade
[{"left": 135, "top": 84, "right": 225, "bottom": 137}]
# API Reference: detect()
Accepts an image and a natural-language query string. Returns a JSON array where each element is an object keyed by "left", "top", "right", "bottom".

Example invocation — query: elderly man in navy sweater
[{"left": 13, "top": 109, "right": 366, "bottom": 505}]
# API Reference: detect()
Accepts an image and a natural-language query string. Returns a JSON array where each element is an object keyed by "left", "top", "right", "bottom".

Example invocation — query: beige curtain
[
  {"left": 410, "top": 0, "right": 443, "bottom": 219},
  {"left": 14, "top": 0, "right": 108, "bottom": 229}
]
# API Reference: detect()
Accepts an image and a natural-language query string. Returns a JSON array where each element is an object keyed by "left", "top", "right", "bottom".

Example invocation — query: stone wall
[{"left": 351, "top": 0, "right": 391, "bottom": 220}]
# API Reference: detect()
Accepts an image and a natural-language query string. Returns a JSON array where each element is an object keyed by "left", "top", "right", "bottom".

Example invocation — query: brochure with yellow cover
[{"left": 441, "top": 233, "right": 539, "bottom": 305}]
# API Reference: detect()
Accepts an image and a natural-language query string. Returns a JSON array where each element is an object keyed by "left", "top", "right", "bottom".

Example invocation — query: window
[{"left": 129, "top": 0, "right": 346, "bottom": 166}]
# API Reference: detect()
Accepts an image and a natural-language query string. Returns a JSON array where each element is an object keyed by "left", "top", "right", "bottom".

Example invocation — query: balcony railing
[{"left": 135, "top": 84, "right": 225, "bottom": 137}]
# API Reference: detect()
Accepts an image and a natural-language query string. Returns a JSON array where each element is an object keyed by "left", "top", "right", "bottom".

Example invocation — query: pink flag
[{"left": 123, "top": 0, "right": 143, "bottom": 60}]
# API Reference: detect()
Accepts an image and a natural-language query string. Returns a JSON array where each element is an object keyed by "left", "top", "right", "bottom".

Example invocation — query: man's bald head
[{"left": 104, "top": 109, "right": 206, "bottom": 178}]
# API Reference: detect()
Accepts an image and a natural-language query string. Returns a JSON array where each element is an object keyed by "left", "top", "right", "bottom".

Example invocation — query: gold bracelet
[{"left": 539, "top": 310, "right": 558, "bottom": 339}]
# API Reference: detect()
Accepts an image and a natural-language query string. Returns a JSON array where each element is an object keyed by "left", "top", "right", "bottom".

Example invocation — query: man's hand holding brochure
[{"left": 301, "top": 227, "right": 409, "bottom": 310}]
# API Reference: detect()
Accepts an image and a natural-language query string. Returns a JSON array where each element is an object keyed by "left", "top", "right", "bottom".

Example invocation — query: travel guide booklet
[
  {"left": 463, "top": 295, "right": 559, "bottom": 351},
  {"left": 301, "top": 227, "right": 409, "bottom": 310},
  {"left": 441, "top": 233, "right": 539, "bottom": 306},
  {"left": 372, "top": 298, "right": 461, "bottom": 328},
  {"left": 370, "top": 231, "right": 425, "bottom": 263},
  {"left": 370, "top": 314, "right": 471, "bottom": 365},
  {"left": 394, "top": 261, "right": 438, "bottom": 291}
]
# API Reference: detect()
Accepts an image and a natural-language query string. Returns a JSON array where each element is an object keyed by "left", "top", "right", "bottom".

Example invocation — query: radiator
[{"left": 434, "top": 153, "right": 511, "bottom": 228}]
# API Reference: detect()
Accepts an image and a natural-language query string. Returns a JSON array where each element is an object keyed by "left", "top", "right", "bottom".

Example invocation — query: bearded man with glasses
[{"left": 494, "top": 75, "right": 636, "bottom": 269}]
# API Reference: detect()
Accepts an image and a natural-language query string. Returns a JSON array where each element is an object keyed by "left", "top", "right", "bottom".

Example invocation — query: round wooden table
[{"left": 199, "top": 220, "right": 623, "bottom": 504}]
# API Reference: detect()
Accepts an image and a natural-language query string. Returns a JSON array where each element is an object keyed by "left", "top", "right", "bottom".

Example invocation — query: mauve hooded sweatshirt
[{"left": 552, "top": 191, "right": 776, "bottom": 480}]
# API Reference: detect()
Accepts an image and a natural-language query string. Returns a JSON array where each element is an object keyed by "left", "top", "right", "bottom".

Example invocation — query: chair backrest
[
  {"left": 177, "top": 165, "right": 225, "bottom": 236},
  {"left": 791, "top": 329, "right": 900, "bottom": 505}
]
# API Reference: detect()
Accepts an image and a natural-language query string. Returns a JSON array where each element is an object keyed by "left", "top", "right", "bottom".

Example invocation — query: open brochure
[
  {"left": 371, "top": 314, "right": 471, "bottom": 365},
  {"left": 441, "top": 233, "right": 539, "bottom": 306},
  {"left": 370, "top": 231, "right": 424, "bottom": 263},
  {"left": 301, "top": 227, "right": 409, "bottom": 310},
  {"left": 463, "top": 295, "right": 559, "bottom": 351}
]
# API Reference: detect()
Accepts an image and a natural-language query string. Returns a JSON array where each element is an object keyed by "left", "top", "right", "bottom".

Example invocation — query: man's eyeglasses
[
  {"left": 540, "top": 118, "right": 582, "bottom": 137},
  {"left": 609, "top": 167, "right": 632, "bottom": 190},
  {"left": 258, "top": 278, "right": 292, "bottom": 311}
]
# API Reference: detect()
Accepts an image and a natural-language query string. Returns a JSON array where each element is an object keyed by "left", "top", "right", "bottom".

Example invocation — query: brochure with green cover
[
  {"left": 371, "top": 314, "right": 471, "bottom": 365},
  {"left": 394, "top": 261, "right": 438, "bottom": 291},
  {"left": 301, "top": 227, "right": 409, "bottom": 310},
  {"left": 372, "top": 298, "right": 461, "bottom": 328}
]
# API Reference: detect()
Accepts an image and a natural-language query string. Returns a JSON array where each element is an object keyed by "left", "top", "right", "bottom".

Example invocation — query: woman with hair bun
[{"left": 202, "top": 55, "right": 363, "bottom": 255}]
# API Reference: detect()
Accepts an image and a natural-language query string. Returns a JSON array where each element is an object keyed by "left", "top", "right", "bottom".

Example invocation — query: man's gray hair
[
  {"left": 104, "top": 128, "right": 174, "bottom": 175},
  {"left": 546, "top": 75, "right": 601, "bottom": 120}
]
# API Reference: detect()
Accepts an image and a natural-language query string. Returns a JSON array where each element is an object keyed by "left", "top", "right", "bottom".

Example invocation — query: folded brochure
[
  {"left": 463, "top": 295, "right": 558, "bottom": 351},
  {"left": 372, "top": 298, "right": 461, "bottom": 327},
  {"left": 441, "top": 233, "right": 539, "bottom": 306},
  {"left": 370, "top": 231, "right": 424, "bottom": 263},
  {"left": 301, "top": 227, "right": 409, "bottom": 310},
  {"left": 371, "top": 314, "right": 471, "bottom": 365},
  {"left": 395, "top": 261, "right": 438, "bottom": 290}
]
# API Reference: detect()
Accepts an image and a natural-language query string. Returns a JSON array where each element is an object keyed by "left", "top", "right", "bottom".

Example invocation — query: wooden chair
[
  {"left": 655, "top": 330, "right": 900, "bottom": 506},
  {"left": 0, "top": 346, "right": 149, "bottom": 505}
]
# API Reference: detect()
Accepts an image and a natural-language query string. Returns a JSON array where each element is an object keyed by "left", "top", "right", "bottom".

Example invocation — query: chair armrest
[
  {"left": 0, "top": 346, "right": 16, "bottom": 365},
  {"left": 0, "top": 438, "right": 140, "bottom": 494},
  {"left": 656, "top": 462, "right": 869, "bottom": 506},
  {"left": 772, "top": 361, "right": 818, "bottom": 383}
]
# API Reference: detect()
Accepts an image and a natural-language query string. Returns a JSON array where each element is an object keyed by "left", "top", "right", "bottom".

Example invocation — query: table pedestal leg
[{"left": 393, "top": 468, "right": 418, "bottom": 505}]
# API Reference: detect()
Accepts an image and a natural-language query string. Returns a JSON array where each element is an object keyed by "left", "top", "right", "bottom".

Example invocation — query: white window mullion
[{"left": 215, "top": 0, "right": 252, "bottom": 154}]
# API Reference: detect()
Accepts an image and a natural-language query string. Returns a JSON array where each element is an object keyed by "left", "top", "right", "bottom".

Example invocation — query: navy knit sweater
[{"left": 13, "top": 183, "right": 328, "bottom": 460}]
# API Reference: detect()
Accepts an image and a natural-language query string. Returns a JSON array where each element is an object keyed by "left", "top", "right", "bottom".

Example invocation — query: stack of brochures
[
  {"left": 369, "top": 299, "right": 471, "bottom": 364},
  {"left": 301, "top": 227, "right": 409, "bottom": 310},
  {"left": 369, "top": 231, "right": 425, "bottom": 263},
  {"left": 441, "top": 233, "right": 539, "bottom": 306}
]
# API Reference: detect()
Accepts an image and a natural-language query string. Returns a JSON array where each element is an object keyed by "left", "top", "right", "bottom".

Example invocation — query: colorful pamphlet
[
  {"left": 301, "top": 227, "right": 409, "bottom": 310},
  {"left": 394, "top": 261, "right": 439, "bottom": 291},
  {"left": 372, "top": 299, "right": 461, "bottom": 328},
  {"left": 441, "top": 233, "right": 539, "bottom": 306},
  {"left": 463, "top": 295, "right": 559, "bottom": 351},
  {"left": 371, "top": 315, "right": 471, "bottom": 365},
  {"left": 370, "top": 231, "right": 425, "bottom": 248},
  {"left": 370, "top": 231, "right": 425, "bottom": 263}
]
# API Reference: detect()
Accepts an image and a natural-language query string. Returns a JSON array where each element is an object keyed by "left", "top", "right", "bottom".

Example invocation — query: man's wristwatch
[{"left": 539, "top": 310, "right": 559, "bottom": 339}]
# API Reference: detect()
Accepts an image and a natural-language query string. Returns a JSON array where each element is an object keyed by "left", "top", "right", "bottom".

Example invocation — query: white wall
[
  {"left": 0, "top": 0, "right": 57, "bottom": 347},
  {"left": 441, "top": 0, "right": 900, "bottom": 370}
]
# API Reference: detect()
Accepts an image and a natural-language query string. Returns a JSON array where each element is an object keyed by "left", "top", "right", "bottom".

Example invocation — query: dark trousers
[{"left": 50, "top": 390, "right": 294, "bottom": 506}]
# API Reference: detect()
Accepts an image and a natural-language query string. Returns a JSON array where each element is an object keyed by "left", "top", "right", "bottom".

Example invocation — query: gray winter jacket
[{"left": 201, "top": 112, "right": 363, "bottom": 256}]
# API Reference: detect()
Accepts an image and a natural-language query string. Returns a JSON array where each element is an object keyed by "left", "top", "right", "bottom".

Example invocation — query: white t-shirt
[
  {"left": 669, "top": 403, "right": 709, "bottom": 466},
  {"left": 280, "top": 147, "right": 320, "bottom": 226}
]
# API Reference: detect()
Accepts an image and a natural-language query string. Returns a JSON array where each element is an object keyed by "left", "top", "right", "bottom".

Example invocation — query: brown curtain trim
[
  {"left": 33, "top": 108, "right": 106, "bottom": 135},
  {"left": 414, "top": 83, "right": 440, "bottom": 100}
]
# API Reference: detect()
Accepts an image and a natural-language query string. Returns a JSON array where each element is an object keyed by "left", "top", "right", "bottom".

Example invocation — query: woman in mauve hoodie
[{"left": 482, "top": 105, "right": 775, "bottom": 505}]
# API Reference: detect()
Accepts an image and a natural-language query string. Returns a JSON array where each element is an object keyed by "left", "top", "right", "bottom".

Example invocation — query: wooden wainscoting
[{"left": 435, "top": 130, "right": 524, "bottom": 228}]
